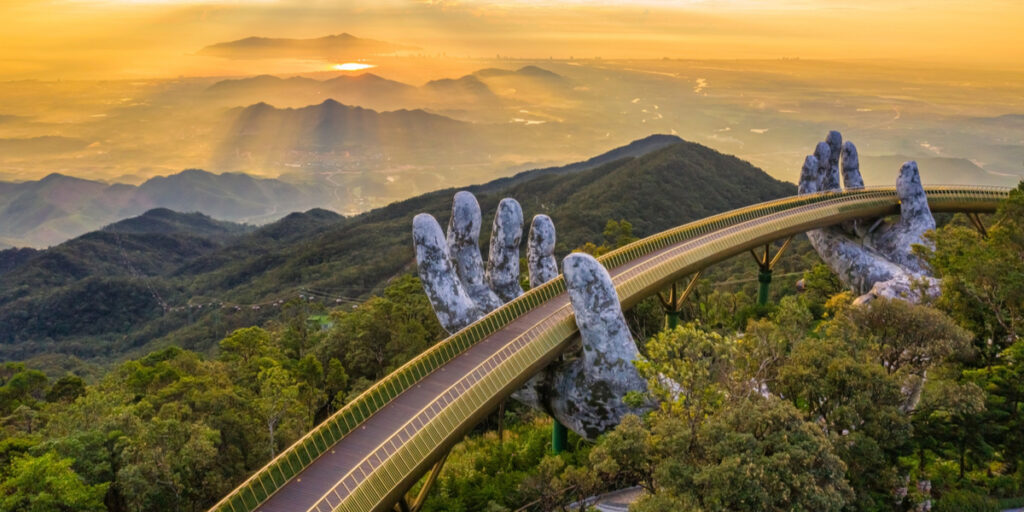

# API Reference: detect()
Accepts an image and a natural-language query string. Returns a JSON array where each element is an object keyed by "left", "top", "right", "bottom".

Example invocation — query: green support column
[
  {"left": 665, "top": 310, "right": 680, "bottom": 330},
  {"left": 552, "top": 419, "right": 568, "bottom": 454},
  {"left": 757, "top": 269, "right": 772, "bottom": 306},
  {"left": 658, "top": 272, "right": 701, "bottom": 332},
  {"left": 750, "top": 237, "right": 792, "bottom": 307}
]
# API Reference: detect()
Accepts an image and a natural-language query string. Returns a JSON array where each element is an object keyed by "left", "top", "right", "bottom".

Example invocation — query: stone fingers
[
  {"left": 486, "top": 198, "right": 526, "bottom": 302},
  {"left": 555, "top": 253, "right": 649, "bottom": 439},
  {"left": 798, "top": 155, "right": 821, "bottom": 195},
  {"left": 447, "top": 191, "right": 503, "bottom": 312},
  {"left": 824, "top": 131, "right": 843, "bottom": 191},
  {"left": 527, "top": 214, "right": 558, "bottom": 288},
  {"left": 814, "top": 141, "right": 839, "bottom": 192},
  {"left": 413, "top": 213, "right": 483, "bottom": 334},
  {"left": 841, "top": 141, "right": 864, "bottom": 190},
  {"left": 872, "top": 161, "right": 936, "bottom": 274}
]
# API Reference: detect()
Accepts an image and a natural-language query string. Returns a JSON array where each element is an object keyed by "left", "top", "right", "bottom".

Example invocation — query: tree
[
  {"left": 256, "top": 365, "right": 301, "bottom": 458},
  {"left": 0, "top": 452, "right": 108, "bottom": 512},
  {"left": 801, "top": 263, "right": 843, "bottom": 317},
  {"left": 922, "top": 184, "right": 1024, "bottom": 361},
  {"left": 589, "top": 414, "right": 657, "bottom": 492},
  {"left": 45, "top": 375, "right": 85, "bottom": 404},
  {"left": 845, "top": 298, "right": 972, "bottom": 379},
  {"left": 967, "top": 339, "right": 1024, "bottom": 473},
  {"left": 912, "top": 379, "right": 989, "bottom": 480},
  {"left": 688, "top": 396, "right": 852, "bottom": 512},
  {"left": 117, "top": 406, "right": 222, "bottom": 512},
  {"left": 0, "top": 368, "right": 48, "bottom": 415},
  {"left": 636, "top": 325, "right": 735, "bottom": 433},
  {"left": 575, "top": 219, "right": 638, "bottom": 256},
  {"left": 518, "top": 455, "right": 566, "bottom": 511},
  {"left": 775, "top": 336, "right": 911, "bottom": 508},
  {"left": 219, "top": 327, "right": 274, "bottom": 365},
  {"left": 595, "top": 397, "right": 852, "bottom": 512},
  {"left": 324, "top": 358, "right": 350, "bottom": 411},
  {"left": 602, "top": 219, "right": 638, "bottom": 249}
]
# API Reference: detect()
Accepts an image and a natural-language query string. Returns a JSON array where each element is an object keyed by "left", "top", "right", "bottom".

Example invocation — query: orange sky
[{"left": 1, "top": 0, "right": 1022, "bottom": 80}]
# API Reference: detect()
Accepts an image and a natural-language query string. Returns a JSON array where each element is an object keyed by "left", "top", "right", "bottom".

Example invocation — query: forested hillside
[{"left": 0, "top": 136, "right": 793, "bottom": 362}]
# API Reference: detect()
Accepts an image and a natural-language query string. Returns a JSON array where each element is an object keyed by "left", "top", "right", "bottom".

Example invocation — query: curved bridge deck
[{"left": 210, "top": 186, "right": 1010, "bottom": 512}]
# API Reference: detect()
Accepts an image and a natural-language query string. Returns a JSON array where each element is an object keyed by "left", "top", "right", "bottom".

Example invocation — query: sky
[{"left": 1, "top": 0, "right": 1022, "bottom": 80}]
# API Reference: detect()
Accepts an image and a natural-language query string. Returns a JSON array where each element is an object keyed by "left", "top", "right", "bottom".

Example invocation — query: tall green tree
[
  {"left": 0, "top": 452, "right": 108, "bottom": 512},
  {"left": 922, "top": 183, "right": 1024, "bottom": 361}
]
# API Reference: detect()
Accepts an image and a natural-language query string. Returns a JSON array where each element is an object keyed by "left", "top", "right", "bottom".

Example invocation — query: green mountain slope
[{"left": 0, "top": 136, "right": 794, "bottom": 361}]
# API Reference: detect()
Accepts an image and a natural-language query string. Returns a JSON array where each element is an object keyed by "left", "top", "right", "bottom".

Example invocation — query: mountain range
[
  {"left": 0, "top": 170, "right": 332, "bottom": 248},
  {"left": 202, "top": 66, "right": 569, "bottom": 117},
  {"left": 0, "top": 135, "right": 794, "bottom": 363}
]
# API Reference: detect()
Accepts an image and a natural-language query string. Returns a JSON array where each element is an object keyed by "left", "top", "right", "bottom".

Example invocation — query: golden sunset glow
[
  {"left": 333, "top": 63, "right": 377, "bottom": 71},
  {"left": 1, "top": 0, "right": 1023, "bottom": 80}
]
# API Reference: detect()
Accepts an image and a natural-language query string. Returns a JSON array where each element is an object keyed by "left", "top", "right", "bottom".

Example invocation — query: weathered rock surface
[
  {"left": 824, "top": 130, "right": 843, "bottom": 191},
  {"left": 413, "top": 213, "right": 481, "bottom": 333},
  {"left": 414, "top": 192, "right": 649, "bottom": 439},
  {"left": 486, "top": 198, "right": 525, "bottom": 302},
  {"left": 800, "top": 131, "right": 940, "bottom": 304},
  {"left": 550, "top": 253, "right": 649, "bottom": 438},
  {"left": 527, "top": 214, "right": 558, "bottom": 288},
  {"left": 841, "top": 141, "right": 863, "bottom": 190},
  {"left": 447, "top": 191, "right": 503, "bottom": 313}
]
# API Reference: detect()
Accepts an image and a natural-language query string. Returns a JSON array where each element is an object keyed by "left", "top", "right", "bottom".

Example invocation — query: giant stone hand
[
  {"left": 413, "top": 191, "right": 649, "bottom": 439},
  {"left": 799, "top": 130, "right": 940, "bottom": 304}
]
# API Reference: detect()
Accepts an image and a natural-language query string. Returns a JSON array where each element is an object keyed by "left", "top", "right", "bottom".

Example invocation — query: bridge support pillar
[
  {"left": 657, "top": 272, "right": 702, "bottom": 331},
  {"left": 757, "top": 270, "right": 772, "bottom": 306},
  {"left": 967, "top": 212, "right": 988, "bottom": 238},
  {"left": 552, "top": 419, "right": 568, "bottom": 454},
  {"left": 750, "top": 237, "right": 793, "bottom": 307}
]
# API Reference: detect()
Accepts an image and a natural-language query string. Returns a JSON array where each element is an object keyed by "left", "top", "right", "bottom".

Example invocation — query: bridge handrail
[{"left": 208, "top": 185, "right": 1010, "bottom": 512}]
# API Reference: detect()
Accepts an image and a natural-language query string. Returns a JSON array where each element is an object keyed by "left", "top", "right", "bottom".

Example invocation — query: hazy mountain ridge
[
  {"left": 202, "top": 66, "right": 568, "bottom": 114},
  {"left": 198, "top": 33, "right": 417, "bottom": 60},
  {"left": 0, "top": 135, "right": 794, "bottom": 360},
  {"left": 204, "top": 73, "right": 419, "bottom": 111},
  {"left": 220, "top": 99, "right": 470, "bottom": 150},
  {"left": 102, "top": 208, "right": 253, "bottom": 236},
  {"left": 0, "top": 170, "right": 332, "bottom": 248},
  {"left": 211, "top": 99, "right": 483, "bottom": 173},
  {"left": 859, "top": 155, "right": 1022, "bottom": 186}
]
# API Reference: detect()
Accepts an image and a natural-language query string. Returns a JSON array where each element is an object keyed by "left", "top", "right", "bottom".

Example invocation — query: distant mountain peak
[
  {"left": 102, "top": 208, "right": 250, "bottom": 237},
  {"left": 474, "top": 66, "right": 564, "bottom": 81},
  {"left": 198, "top": 33, "right": 417, "bottom": 60}
]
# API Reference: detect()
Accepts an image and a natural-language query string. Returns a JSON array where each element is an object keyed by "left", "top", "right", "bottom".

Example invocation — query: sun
[{"left": 333, "top": 63, "right": 376, "bottom": 71}]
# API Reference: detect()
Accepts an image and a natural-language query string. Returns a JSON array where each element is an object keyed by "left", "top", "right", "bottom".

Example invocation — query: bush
[{"left": 935, "top": 489, "right": 999, "bottom": 512}]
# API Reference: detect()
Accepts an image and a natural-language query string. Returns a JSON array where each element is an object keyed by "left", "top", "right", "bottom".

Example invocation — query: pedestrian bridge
[{"left": 209, "top": 185, "right": 1010, "bottom": 512}]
